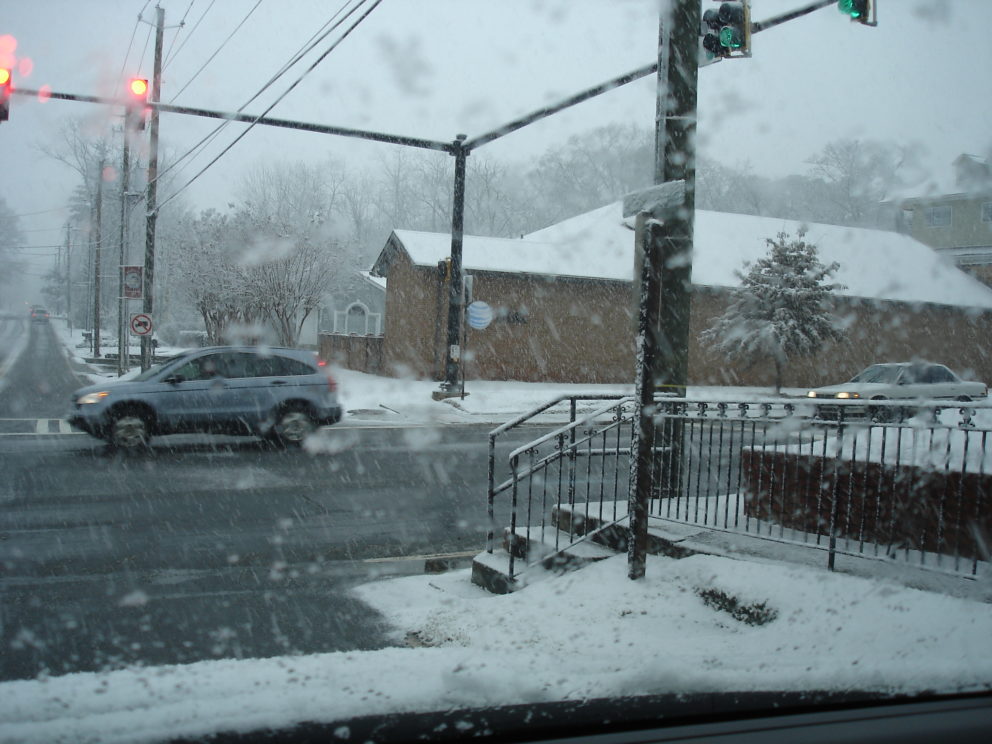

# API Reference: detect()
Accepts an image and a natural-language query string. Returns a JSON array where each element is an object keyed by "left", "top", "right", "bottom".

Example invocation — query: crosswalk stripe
[{"left": 0, "top": 419, "right": 84, "bottom": 436}]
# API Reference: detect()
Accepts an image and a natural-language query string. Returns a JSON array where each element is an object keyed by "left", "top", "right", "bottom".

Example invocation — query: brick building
[{"left": 364, "top": 202, "right": 992, "bottom": 388}]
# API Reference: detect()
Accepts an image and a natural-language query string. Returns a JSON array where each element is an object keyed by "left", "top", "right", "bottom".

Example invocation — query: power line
[
  {"left": 115, "top": 2, "right": 149, "bottom": 93},
  {"left": 157, "top": 0, "right": 383, "bottom": 212},
  {"left": 169, "top": 0, "right": 264, "bottom": 103},
  {"left": 162, "top": 0, "right": 196, "bottom": 68},
  {"left": 164, "top": 0, "right": 216, "bottom": 71},
  {"left": 137, "top": 17, "right": 155, "bottom": 76},
  {"left": 155, "top": 0, "right": 359, "bottom": 185},
  {"left": 10, "top": 207, "right": 72, "bottom": 218},
  {"left": 160, "top": 0, "right": 354, "bottom": 180}
]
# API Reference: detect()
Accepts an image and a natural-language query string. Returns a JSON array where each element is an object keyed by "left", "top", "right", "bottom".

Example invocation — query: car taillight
[{"left": 314, "top": 355, "right": 336, "bottom": 391}]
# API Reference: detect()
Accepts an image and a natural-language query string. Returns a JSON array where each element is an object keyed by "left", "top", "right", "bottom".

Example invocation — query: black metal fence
[{"left": 487, "top": 396, "right": 992, "bottom": 581}]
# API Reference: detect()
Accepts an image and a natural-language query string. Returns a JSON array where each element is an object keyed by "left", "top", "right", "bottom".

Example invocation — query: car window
[
  {"left": 851, "top": 365, "right": 901, "bottom": 384},
  {"left": 929, "top": 365, "right": 956, "bottom": 383},
  {"left": 214, "top": 352, "right": 254, "bottom": 379},
  {"left": 247, "top": 354, "right": 314, "bottom": 377},
  {"left": 173, "top": 354, "right": 222, "bottom": 381}
]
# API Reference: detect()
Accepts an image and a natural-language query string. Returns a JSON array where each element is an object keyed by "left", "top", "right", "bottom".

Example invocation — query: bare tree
[
  {"left": 806, "top": 139, "right": 907, "bottom": 226},
  {"left": 0, "top": 197, "right": 25, "bottom": 293}
]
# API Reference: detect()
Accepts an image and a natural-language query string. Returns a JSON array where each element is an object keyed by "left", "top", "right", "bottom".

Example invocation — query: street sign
[
  {"left": 467, "top": 301, "right": 493, "bottom": 330},
  {"left": 129, "top": 313, "right": 153, "bottom": 336},
  {"left": 122, "top": 266, "right": 143, "bottom": 299}
]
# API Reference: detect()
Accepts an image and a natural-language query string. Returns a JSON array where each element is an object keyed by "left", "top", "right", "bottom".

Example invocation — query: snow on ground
[
  {"left": 1, "top": 322, "right": 988, "bottom": 742},
  {"left": 2, "top": 552, "right": 990, "bottom": 744}
]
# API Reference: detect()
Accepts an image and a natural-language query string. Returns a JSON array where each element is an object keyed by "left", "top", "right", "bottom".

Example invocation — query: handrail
[{"left": 487, "top": 393, "right": 629, "bottom": 553}]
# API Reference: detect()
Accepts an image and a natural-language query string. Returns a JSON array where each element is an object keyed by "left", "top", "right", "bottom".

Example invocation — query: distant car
[
  {"left": 68, "top": 346, "right": 342, "bottom": 449},
  {"left": 30, "top": 306, "right": 50, "bottom": 322},
  {"left": 807, "top": 362, "right": 987, "bottom": 419}
]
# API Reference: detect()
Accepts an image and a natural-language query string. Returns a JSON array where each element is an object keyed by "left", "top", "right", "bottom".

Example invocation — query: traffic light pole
[
  {"left": 628, "top": 0, "right": 700, "bottom": 580},
  {"left": 140, "top": 5, "right": 165, "bottom": 372},
  {"left": 441, "top": 135, "right": 468, "bottom": 393}
]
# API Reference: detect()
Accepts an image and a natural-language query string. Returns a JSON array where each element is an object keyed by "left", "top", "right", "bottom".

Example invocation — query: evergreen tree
[{"left": 700, "top": 228, "right": 845, "bottom": 393}]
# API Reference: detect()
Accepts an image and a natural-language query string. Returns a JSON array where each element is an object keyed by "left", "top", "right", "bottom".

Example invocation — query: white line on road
[{"left": 362, "top": 550, "right": 478, "bottom": 564}]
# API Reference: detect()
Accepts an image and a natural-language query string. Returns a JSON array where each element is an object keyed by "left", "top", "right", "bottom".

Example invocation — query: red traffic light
[
  {"left": 128, "top": 77, "right": 148, "bottom": 98},
  {"left": 0, "top": 67, "right": 11, "bottom": 122}
]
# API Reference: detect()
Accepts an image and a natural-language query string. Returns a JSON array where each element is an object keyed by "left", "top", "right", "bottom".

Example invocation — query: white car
[{"left": 807, "top": 362, "right": 987, "bottom": 419}]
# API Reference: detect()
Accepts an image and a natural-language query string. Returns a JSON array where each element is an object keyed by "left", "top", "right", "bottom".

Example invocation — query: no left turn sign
[{"left": 130, "top": 313, "right": 153, "bottom": 336}]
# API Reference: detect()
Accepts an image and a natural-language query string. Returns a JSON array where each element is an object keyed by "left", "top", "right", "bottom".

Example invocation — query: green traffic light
[
  {"left": 838, "top": 0, "right": 865, "bottom": 19},
  {"left": 719, "top": 26, "right": 743, "bottom": 49}
]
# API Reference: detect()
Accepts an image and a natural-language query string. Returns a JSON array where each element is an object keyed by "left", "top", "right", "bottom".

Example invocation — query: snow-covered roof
[
  {"left": 374, "top": 203, "right": 992, "bottom": 310},
  {"left": 885, "top": 154, "right": 992, "bottom": 203},
  {"left": 359, "top": 271, "right": 386, "bottom": 292}
]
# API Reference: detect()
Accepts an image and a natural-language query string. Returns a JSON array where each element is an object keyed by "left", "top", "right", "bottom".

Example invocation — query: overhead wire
[
  {"left": 11, "top": 207, "right": 73, "bottom": 219},
  {"left": 169, "top": 0, "right": 264, "bottom": 103},
  {"left": 154, "top": 0, "right": 360, "bottom": 185},
  {"left": 159, "top": 0, "right": 354, "bottom": 180},
  {"left": 114, "top": 1, "right": 151, "bottom": 93},
  {"left": 164, "top": 0, "right": 217, "bottom": 71},
  {"left": 156, "top": 0, "right": 384, "bottom": 212},
  {"left": 161, "top": 0, "right": 196, "bottom": 69}
]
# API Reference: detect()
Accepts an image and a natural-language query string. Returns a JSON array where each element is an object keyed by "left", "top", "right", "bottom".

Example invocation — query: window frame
[{"left": 923, "top": 205, "right": 953, "bottom": 228}]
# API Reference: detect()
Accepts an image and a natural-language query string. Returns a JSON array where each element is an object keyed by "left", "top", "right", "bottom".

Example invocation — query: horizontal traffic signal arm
[{"left": 9, "top": 85, "right": 453, "bottom": 152}]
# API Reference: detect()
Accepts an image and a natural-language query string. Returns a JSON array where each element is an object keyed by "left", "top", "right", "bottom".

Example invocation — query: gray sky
[{"left": 2, "top": 0, "right": 990, "bottom": 301}]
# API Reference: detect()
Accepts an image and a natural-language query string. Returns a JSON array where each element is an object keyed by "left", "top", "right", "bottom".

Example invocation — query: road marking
[
  {"left": 0, "top": 419, "right": 84, "bottom": 436},
  {"left": 362, "top": 550, "right": 478, "bottom": 564}
]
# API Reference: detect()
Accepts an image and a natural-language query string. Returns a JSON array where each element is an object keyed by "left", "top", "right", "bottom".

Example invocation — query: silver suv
[{"left": 68, "top": 346, "right": 342, "bottom": 449}]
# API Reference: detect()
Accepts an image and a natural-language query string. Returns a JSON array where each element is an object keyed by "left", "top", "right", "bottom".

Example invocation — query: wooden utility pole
[
  {"left": 140, "top": 4, "right": 164, "bottom": 371},
  {"left": 93, "top": 156, "right": 105, "bottom": 359},
  {"left": 64, "top": 223, "right": 72, "bottom": 332},
  {"left": 117, "top": 127, "right": 131, "bottom": 376}
]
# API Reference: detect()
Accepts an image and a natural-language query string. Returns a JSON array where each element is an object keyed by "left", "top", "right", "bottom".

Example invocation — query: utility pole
[
  {"left": 628, "top": 0, "right": 700, "bottom": 580},
  {"left": 140, "top": 4, "right": 164, "bottom": 371},
  {"left": 658, "top": 0, "right": 698, "bottom": 391},
  {"left": 117, "top": 125, "right": 131, "bottom": 376},
  {"left": 93, "top": 156, "right": 105, "bottom": 359},
  {"left": 64, "top": 223, "right": 72, "bottom": 332}
]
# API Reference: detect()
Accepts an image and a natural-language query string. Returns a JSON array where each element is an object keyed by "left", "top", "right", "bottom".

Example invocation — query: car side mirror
[{"left": 165, "top": 374, "right": 185, "bottom": 385}]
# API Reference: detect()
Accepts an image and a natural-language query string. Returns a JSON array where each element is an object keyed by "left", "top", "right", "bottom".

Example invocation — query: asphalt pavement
[{"left": 0, "top": 322, "right": 524, "bottom": 681}]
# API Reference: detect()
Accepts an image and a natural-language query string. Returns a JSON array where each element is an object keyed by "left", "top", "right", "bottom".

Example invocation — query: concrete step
[{"left": 553, "top": 502, "right": 705, "bottom": 559}]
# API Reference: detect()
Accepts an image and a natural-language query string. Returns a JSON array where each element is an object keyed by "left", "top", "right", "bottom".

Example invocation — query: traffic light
[
  {"left": 0, "top": 67, "right": 11, "bottom": 122},
  {"left": 125, "top": 77, "right": 148, "bottom": 131},
  {"left": 838, "top": 0, "right": 872, "bottom": 24},
  {"left": 701, "top": 2, "right": 751, "bottom": 60}
]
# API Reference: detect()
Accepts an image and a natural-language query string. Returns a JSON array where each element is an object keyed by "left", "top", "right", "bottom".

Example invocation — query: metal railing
[{"left": 488, "top": 395, "right": 992, "bottom": 581}]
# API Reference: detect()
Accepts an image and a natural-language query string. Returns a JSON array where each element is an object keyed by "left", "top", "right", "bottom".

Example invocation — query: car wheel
[
  {"left": 110, "top": 410, "right": 150, "bottom": 450},
  {"left": 271, "top": 405, "right": 316, "bottom": 446}
]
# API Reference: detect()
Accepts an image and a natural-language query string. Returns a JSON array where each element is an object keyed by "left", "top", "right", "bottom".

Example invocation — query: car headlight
[
  {"left": 807, "top": 391, "right": 818, "bottom": 398},
  {"left": 836, "top": 392, "right": 860, "bottom": 399},
  {"left": 77, "top": 391, "right": 110, "bottom": 405}
]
